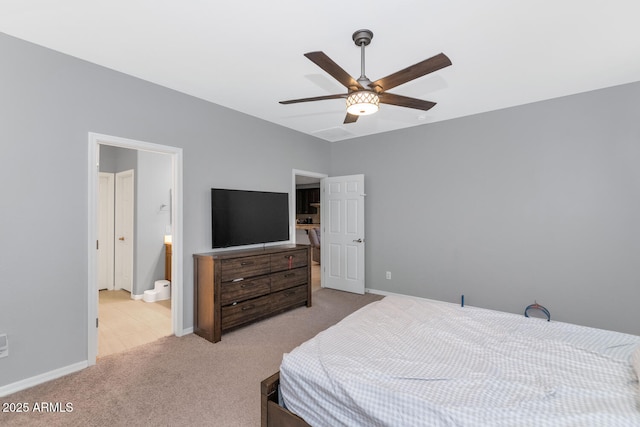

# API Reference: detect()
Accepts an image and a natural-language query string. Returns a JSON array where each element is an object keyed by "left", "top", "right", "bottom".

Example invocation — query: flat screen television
[{"left": 211, "top": 188, "right": 290, "bottom": 249}]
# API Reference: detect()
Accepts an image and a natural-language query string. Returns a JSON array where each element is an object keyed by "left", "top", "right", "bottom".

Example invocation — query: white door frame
[{"left": 87, "top": 132, "right": 184, "bottom": 366}]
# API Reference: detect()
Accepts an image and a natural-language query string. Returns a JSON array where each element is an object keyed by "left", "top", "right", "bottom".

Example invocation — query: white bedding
[{"left": 280, "top": 295, "right": 640, "bottom": 426}]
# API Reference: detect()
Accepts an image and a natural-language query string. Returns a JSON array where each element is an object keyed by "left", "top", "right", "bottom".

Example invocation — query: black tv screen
[{"left": 211, "top": 188, "right": 290, "bottom": 249}]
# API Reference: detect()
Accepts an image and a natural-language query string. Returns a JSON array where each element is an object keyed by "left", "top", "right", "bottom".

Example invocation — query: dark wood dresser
[{"left": 193, "top": 245, "right": 311, "bottom": 343}]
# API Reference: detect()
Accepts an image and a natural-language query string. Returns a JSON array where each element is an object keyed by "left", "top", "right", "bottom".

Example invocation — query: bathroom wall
[
  {"left": 135, "top": 150, "right": 172, "bottom": 296},
  {"left": 98, "top": 145, "right": 172, "bottom": 296}
]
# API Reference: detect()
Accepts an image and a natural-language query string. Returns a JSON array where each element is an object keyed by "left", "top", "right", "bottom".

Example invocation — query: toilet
[{"left": 143, "top": 280, "right": 171, "bottom": 303}]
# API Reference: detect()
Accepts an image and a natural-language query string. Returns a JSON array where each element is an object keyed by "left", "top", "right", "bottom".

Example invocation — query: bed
[{"left": 261, "top": 295, "right": 640, "bottom": 426}]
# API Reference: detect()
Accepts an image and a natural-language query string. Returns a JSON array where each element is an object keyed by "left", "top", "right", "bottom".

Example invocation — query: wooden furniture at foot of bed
[{"left": 261, "top": 372, "right": 311, "bottom": 427}]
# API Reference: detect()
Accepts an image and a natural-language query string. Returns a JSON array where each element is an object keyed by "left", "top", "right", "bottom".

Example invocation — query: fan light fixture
[
  {"left": 279, "top": 29, "right": 452, "bottom": 125},
  {"left": 346, "top": 91, "right": 379, "bottom": 115}
]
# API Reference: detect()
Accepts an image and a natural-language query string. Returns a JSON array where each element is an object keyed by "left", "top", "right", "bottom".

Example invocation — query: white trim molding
[
  {"left": 0, "top": 361, "right": 87, "bottom": 397},
  {"left": 87, "top": 132, "right": 185, "bottom": 367}
]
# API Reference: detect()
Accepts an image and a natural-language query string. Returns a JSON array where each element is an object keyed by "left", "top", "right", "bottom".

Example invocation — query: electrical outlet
[{"left": 385, "top": 271, "right": 391, "bottom": 280}]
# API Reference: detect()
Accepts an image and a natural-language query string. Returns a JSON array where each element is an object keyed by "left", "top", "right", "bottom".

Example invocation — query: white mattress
[{"left": 280, "top": 295, "right": 640, "bottom": 426}]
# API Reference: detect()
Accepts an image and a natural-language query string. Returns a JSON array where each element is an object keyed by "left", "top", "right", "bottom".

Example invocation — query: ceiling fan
[{"left": 280, "top": 29, "right": 452, "bottom": 124}]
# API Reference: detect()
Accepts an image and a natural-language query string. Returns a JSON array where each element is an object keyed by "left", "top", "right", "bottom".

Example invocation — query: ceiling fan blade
[
  {"left": 305, "top": 51, "right": 363, "bottom": 91},
  {"left": 343, "top": 113, "right": 359, "bottom": 124},
  {"left": 370, "top": 53, "right": 451, "bottom": 92},
  {"left": 280, "top": 94, "right": 347, "bottom": 104},
  {"left": 379, "top": 93, "right": 436, "bottom": 111}
]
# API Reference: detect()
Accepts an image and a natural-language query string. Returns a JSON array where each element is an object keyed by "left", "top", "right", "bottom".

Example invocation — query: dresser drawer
[
  {"left": 270, "top": 267, "right": 308, "bottom": 292},
  {"left": 221, "top": 254, "right": 270, "bottom": 282},
  {"left": 221, "top": 295, "right": 272, "bottom": 330},
  {"left": 270, "top": 249, "right": 308, "bottom": 272},
  {"left": 270, "top": 285, "right": 308, "bottom": 312},
  {"left": 220, "top": 277, "right": 270, "bottom": 306}
]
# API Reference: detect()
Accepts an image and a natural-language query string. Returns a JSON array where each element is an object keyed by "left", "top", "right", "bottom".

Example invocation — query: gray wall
[
  {"left": 331, "top": 81, "right": 640, "bottom": 335},
  {"left": 0, "top": 32, "right": 330, "bottom": 387},
  {"left": 99, "top": 144, "right": 137, "bottom": 173},
  {"left": 136, "top": 150, "right": 172, "bottom": 296}
]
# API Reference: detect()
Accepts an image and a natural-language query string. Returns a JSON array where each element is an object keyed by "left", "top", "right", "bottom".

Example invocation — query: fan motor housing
[{"left": 352, "top": 29, "right": 373, "bottom": 46}]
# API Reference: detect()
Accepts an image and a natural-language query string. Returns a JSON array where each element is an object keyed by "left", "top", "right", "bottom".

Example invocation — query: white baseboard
[
  {"left": 365, "top": 287, "right": 402, "bottom": 297},
  {"left": 0, "top": 361, "right": 88, "bottom": 397},
  {"left": 178, "top": 327, "right": 193, "bottom": 337}
]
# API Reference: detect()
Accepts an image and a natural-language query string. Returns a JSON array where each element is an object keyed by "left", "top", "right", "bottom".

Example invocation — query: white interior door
[
  {"left": 98, "top": 172, "right": 115, "bottom": 290},
  {"left": 322, "top": 174, "right": 365, "bottom": 294},
  {"left": 115, "top": 169, "right": 134, "bottom": 293}
]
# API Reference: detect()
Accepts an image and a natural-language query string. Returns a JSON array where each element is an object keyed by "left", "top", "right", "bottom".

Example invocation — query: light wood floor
[
  {"left": 98, "top": 264, "right": 320, "bottom": 358},
  {"left": 98, "top": 290, "right": 172, "bottom": 358}
]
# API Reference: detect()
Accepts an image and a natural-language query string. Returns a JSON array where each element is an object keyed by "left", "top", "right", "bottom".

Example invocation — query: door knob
[
  {"left": 353, "top": 238, "right": 363, "bottom": 243},
  {"left": 119, "top": 237, "right": 125, "bottom": 241}
]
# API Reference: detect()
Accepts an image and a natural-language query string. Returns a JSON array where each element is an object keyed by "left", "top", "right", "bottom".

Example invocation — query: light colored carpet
[{"left": 2, "top": 288, "right": 382, "bottom": 427}]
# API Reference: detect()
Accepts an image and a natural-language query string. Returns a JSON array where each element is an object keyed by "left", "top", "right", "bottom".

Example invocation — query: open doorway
[
  {"left": 88, "top": 133, "right": 184, "bottom": 366},
  {"left": 292, "top": 169, "right": 328, "bottom": 292},
  {"left": 97, "top": 146, "right": 171, "bottom": 357}
]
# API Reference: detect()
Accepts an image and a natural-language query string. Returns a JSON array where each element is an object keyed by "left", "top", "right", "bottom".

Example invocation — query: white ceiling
[{"left": 2, "top": 1, "right": 639, "bottom": 142}]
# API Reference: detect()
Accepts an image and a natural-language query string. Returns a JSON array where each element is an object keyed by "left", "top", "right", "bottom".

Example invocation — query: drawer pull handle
[
  {"left": 284, "top": 273, "right": 295, "bottom": 278},
  {"left": 240, "top": 261, "right": 254, "bottom": 266},
  {"left": 242, "top": 305, "right": 254, "bottom": 311},
  {"left": 284, "top": 291, "right": 295, "bottom": 297}
]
